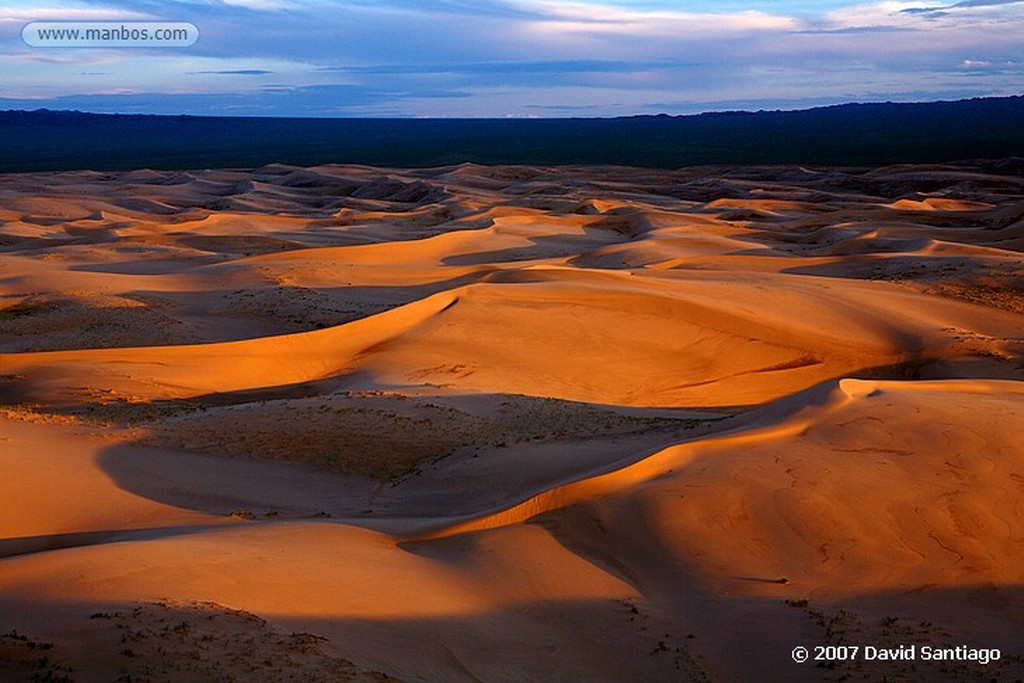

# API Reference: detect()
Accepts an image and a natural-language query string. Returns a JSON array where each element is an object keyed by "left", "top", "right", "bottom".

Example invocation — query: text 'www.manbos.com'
[{"left": 23, "top": 22, "right": 199, "bottom": 48}]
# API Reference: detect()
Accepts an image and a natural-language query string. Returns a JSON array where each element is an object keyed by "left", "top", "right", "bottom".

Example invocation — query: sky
[{"left": 0, "top": 0, "right": 1022, "bottom": 117}]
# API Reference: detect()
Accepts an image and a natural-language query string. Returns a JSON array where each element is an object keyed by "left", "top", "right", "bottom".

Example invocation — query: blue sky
[{"left": 1, "top": 0, "right": 1022, "bottom": 117}]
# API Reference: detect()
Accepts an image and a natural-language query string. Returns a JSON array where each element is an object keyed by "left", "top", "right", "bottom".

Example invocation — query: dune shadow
[
  {"left": 439, "top": 224, "right": 630, "bottom": 267},
  {"left": 90, "top": 382, "right": 726, "bottom": 525},
  {"left": 4, "top": 582, "right": 1021, "bottom": 682},
  {"left": 0, "top": 524, "right": 235, "bottom": 560}
]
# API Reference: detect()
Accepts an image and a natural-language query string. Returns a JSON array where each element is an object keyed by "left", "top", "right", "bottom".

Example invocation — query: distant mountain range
[{"left": 3, "top": 96, "right": 1023, "bottom": 172}]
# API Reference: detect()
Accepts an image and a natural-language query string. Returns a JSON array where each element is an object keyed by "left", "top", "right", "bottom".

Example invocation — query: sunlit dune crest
[{"left": 1, "top": 161, "right": 1022, "bottom": 682}]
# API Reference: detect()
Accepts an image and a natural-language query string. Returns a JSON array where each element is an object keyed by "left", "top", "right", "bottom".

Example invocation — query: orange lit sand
[{"left": 1, "top": 162, "right": 1022, "bottom": 681}]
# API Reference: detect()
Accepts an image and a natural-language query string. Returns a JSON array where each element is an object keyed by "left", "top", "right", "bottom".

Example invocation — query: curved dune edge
[
  {"left": 1, "top": 377, "right": 1021, "bottom": 682},
  {"left": 410, "top": 377, "right": 1024, "bottom": 542},
  {"left": 0, "top": 290, "right": 458, "bottom": 405},
  {"left": 3, "top": 269, "right": 1020, "bottom": 409}
]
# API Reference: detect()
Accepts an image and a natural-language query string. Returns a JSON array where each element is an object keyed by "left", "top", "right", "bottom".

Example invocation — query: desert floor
[{"left": 1, "top": 161, "right": 1022, "bottom": 682}]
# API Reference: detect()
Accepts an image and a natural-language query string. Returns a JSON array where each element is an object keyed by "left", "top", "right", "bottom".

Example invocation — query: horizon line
[{"left": 4, "top": 94, "right": 1023, "bottom": 121}]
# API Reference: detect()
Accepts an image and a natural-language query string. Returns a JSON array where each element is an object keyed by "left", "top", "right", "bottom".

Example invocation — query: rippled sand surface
[{"left": 2, "top": 161, "right": 1022, "bottom": 681}]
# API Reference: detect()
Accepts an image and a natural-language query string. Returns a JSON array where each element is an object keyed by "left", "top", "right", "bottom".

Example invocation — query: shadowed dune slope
[{"left": 3, "top": 271, "right": 1019, "bottom": 408}]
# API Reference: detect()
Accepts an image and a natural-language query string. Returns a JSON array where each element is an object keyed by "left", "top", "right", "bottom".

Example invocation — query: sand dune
[
  {"left": 1, "top": 161, "right": 1022, "bottom": 681},
  {"left": 4, "top": 269, "right": 1016, "bottom": 408}
]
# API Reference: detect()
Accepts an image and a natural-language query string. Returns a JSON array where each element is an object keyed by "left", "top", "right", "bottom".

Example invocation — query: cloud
[
  {"left": 191, "top": 69, "right": 274, "bottom": 75},
  {"left": 896, "top": 0, "right": 1024, "bottom": 19},
  {"left": 0, "top": 82, "right": 471, "bottom": 116},
  {"left": 958, "top": 57, "right": 1023, "bottom": 73},
  {"left": 796, "top": 24, "right": 914, "bottom": 33},
  {"left": 320, "top": 59, "right": 679, "bottom": 75},
  {"left": 217, "top": 0, "right": 304, "bottom": 9},
  {"left": 952, "top": 0, "right": 1024, "bottom": 6},
  {"left": 2, "top": 0, "right": 1023, "bottom": 116},
  {"left": 518, "top": 3, "right": 801, "bottom": 37},
  {"left": 823, "top": 0, "right": 1024, "bottom": 25},
  {"left": 0, "top": 6, "right": 153, "bottom": 23}
]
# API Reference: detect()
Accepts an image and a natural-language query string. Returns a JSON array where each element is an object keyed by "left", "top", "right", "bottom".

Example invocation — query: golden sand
[{"left": 1, "top": 162, "right": 1022, "bottom": 681}]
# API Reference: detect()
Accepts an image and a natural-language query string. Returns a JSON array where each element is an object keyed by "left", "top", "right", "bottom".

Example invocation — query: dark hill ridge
[{"left": 2, "top": 96, "right": 1023, "bottom": 172}]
